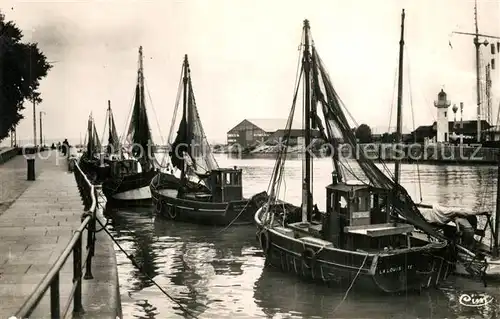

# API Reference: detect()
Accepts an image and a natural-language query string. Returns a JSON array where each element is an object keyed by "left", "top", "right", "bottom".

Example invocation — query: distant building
[
  {"left": 412, "top": 120, "right": 491, "bottom": 142},
  {"left": 371, "top": 126, "right": 411, "bottom": 141},
  {"left": 268, "top": 129, "right": 321, "bottom": 144},
  {"left": 227, "top": 119, "right": 318, "bottom": 147}
]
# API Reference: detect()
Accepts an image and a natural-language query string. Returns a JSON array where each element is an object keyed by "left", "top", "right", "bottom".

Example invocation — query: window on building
[{"left": 444, "top": 112, "right": 447, "bottom": 117}]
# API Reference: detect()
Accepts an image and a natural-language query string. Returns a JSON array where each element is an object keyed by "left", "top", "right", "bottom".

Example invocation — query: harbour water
[{"left": 105, "top": 154, "right": 500, "bottom": 318}]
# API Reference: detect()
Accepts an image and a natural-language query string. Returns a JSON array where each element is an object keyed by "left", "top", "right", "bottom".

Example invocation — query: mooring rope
[
  {"left": 216, "top": 198, "right": 253, "bottom": 234},
  {"left": 332, "top": 253, "right": 369, "bottom": 314},
  {"left": 95, "top": 218, "right": 199, "bottom": 319}
]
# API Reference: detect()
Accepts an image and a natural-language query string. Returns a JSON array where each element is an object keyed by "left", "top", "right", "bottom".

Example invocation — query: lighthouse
[{"left": 434, "top": 89, "right": 451, "bottom": 143}]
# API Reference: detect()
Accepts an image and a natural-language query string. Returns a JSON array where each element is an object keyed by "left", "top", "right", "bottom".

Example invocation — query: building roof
[
  {"left": 412, "top": 120, "right": 492, "bottom": 135},
  {"left": 269, "top": 129, "right": 322, "bottom": 139},
  {"left": 227, "top": 118, "right": 302, "bottom": 133},
  {"left": 371, "top": 125, "right": 412, "bottom": 135}
]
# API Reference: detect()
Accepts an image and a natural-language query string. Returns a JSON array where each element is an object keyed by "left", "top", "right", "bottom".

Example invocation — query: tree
[
  {"left": 355, "top": 124, "right": 372, "bottom": 143},
  {"left": 0, "top": 12, "right": 52, "bottom": 141}
]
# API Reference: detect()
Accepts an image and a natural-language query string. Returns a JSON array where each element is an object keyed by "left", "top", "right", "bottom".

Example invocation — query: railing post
[
  {"left": 83, "top": 215, "right": 95, "bottom": 280},
  {"left": 50, "top": 273, "right": 60, "bottom": 319},
  {"left": 73, "top": 235, "right": 84, "bottom": 314},
  {"left": 84, "top": 185, "right": 99, "bottom": 280}
]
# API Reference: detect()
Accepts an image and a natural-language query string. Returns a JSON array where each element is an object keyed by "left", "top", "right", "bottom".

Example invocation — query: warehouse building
[{"left": 227, "top": 119, "right": 320, "bottom": 147}]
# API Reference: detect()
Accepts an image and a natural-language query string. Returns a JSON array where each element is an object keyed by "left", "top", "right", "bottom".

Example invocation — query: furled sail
[
  {"left": 169, "top": 56, "right": 218, "bottom": 180},
  {"left": 266, "top": 26, "right": 447, "bottom": 242},
  {"left": 124, "top": 46, "right": 154, "bottom": 170},
  {"left": 310, "top": 47, "right": 446, "bottom": 240},
  {"left": 106, "top": 102, "right": 120, "bottom": 155},
  {"left": 85, "top": 114, "right": 101, "bottom": 157}
]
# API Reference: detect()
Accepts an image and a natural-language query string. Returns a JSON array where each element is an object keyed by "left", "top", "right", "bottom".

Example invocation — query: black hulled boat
[
  {"left": 78, "top": 113, "right": 103, "bottom": 180},
  {"left": 101, "top": 46, "right": 159, "bottom": 205},
  {"left": 254, "top": 15, "right": 456, "bottom": 294},
  {"left": 151, "top": 55, "right": 267, "bottom": 226}
]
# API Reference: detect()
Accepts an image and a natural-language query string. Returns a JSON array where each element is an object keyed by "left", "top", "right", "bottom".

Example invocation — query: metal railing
[{"left": 15, "top": 159, "right": 98, "bottom": 319}]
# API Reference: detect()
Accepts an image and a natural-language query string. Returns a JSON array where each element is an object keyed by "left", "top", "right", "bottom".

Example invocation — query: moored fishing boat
[
  {"left": 255, "top": 14, "right": 457, "bottom": 293},
  {"left": 100, "top": 46, "right": 159, "bottom": 205},
  {"left": 78, "top": 113, "right": 102, "bottom": 180},
  {"left": 151, "top": 55, "right": 267, "bottom": 226}
]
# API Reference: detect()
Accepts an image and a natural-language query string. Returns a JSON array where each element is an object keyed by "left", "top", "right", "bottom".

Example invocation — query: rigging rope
[
  {"left": 387, "top": 63, "right": 399, "bottom": 133},
  {"left": 405, "top": 45, "right": 423, "bottom": 202},
  {"left": 119, "top": 89, "right": 137, "bottom": 145},
  {"left": 273, "top": 32, "right": 306, "bottom": 201},
  {"left": 144, "top": 78, "right": 164, "bottom": 145},
  {"left": 101, "top": 108, "right": 109, "bottom": 152},
  {"left": 160, "top": 63, "right": 184, "bottom": 169},
  {"left": 95, "top": 217, "right": 199, "bottom": 319}
]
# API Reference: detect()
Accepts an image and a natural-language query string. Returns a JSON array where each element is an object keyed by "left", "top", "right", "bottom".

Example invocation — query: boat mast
[
  {"left": 394, "top": 9, "right": 405, "bottom": 184},
  {"left": 107, "top": 99, "right": 113, "bottom": 153},
  {"left": 451, "top": 2, "right": 500, "bottom": 254},
  {"left": 452, "top": 1, "right": 500, "bottom": 142},
  {"left": 473, "top": 2, "right": 481, "bottom": 142},
  {"left": 108, "top": 100, "right": 112, "bottom": 139},
  {"left": 302, "top": 19, "right": 312, "bottom": 223},
  {"left": 181, "top": 54, "right": 189, "bottom": 182},
  {"left": 138, "top": 46, "right": 145, "bottom": 112}
]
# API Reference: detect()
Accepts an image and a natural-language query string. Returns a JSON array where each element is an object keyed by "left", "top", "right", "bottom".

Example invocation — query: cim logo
[{"left": 458, "top": 293, "right": 494, "bottom": 307}]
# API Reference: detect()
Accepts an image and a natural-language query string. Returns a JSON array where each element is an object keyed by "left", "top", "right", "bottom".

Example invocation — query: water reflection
[
  {"left": 253, "top": 267, "right": 456, "bottom": 319},
  {"left": 106, "top": 205, "right": 160, "bottom": 291},
  {"left": 106, "top": 155, "right": 500, "bottom": 318}
]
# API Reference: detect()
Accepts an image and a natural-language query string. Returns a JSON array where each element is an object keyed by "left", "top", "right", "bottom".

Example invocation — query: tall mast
[
  {"left": 453, "top": 1, "right": 500, "bottom": 142},
  {"left": 485, "top": 63, "right": 492, "bottom": 140},
  {"left": 107, "top": 100, "right": 113, "bottom": 153},
  {"left": 138, "top": 46, "right": 144, "bottom": 97},
  {"left": 474, "top": 1, "right": 481, "bottom": 142},
  {"left": 394, "top": 9, "right": 405, "bottom": 184},
  {"left": 107, "top": 100, "right": 112, "bottom": 139},
  {"left": 302, "top": 19, "right": 312, "bottom": 223},
  {"left": 181, "top": 54, "right": 189, "bottom": 181}
]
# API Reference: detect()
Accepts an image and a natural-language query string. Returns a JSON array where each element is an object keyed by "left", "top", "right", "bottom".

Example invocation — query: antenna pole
[
  {"left": 302, "top": 19, "right": 312, "bottom": 223},
  {"left": 394, "top": 9, "right": 405, "bottom": 184}
]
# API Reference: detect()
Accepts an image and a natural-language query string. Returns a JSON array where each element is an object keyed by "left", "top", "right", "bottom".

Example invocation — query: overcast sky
[{"left": 2, "top": 0, "right": 500, "bottom": 145}]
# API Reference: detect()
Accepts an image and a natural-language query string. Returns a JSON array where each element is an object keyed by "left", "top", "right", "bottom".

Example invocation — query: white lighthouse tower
[{"left": 434, "top": 89, "right": 451, "bottom": 143}]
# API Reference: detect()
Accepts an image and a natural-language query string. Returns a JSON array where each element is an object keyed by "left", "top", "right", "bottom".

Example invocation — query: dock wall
[{"left": 0, "top": 147, "right": 19, "bottom": 164}]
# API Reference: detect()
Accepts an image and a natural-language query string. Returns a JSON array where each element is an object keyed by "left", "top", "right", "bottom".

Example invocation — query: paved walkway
[
  {"left": 0, "top": 151, "right": 41, "bottom": 215},
  {"left": 0, "top": 151, "right": 84, "bottom": 317}
]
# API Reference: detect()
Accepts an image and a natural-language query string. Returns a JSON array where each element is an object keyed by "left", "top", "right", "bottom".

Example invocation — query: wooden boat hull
[
  {"left": 102, "top": 170, "right": 158, "bottom": 204},
  {"left": 254, "top": 207, "right": 454, "bottom": 293},
  {"left": 152, "top": 185, "right": 268, "bottom": 226}
]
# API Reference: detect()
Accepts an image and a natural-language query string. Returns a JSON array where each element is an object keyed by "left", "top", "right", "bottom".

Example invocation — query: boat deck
[{"left": 157, "top": 188, "right": 213, "bottom": 202}]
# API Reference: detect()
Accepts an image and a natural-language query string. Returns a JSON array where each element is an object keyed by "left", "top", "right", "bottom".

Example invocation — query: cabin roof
[{"left": 326, "top": 183, "right": 370, "bottom": 192}]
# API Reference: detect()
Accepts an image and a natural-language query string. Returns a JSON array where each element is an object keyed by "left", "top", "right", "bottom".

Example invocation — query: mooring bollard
[{"left": 27, "top": 157, "right": 35, "bottom": 181}]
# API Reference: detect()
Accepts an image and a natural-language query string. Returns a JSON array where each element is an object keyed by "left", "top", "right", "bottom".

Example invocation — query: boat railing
[{"left": 14, "top": 160, "right": 99, "bottom": 318}]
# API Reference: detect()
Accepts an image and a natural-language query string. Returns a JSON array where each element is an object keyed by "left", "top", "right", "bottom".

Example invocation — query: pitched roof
[
  {"left": 228, "top": 118, "right": 302, "bottom": 133},
  {"left": 247, "top": 119, "right": 302, "bottom": 132}
]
